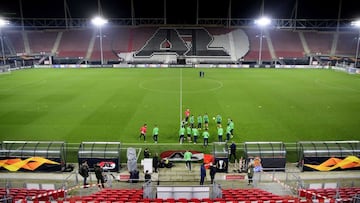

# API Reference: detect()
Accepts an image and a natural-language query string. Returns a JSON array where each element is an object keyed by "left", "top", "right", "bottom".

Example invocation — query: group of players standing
[
  {"left": 180, "top": 109, "right": 235, "bottom": 146},
  {"left": 139, "top": 108, "right": 235, "bottom": 145}
]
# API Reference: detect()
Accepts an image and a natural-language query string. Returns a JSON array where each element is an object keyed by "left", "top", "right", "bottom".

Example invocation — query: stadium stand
[
  {"left": 56, "top": 29, "right": 93, "bottom": 60},
  {"left": 303, "top": 31, "right": 334, "bottom": 56},
  {"left": 336, "top": 32, "right": 359, "bottom": 57},
  {"left": 112, "top": 27, "right": 133, "bottom": 53},
  {"left": 5, "top": 31, "right": 25, "bottom": 54},
  {"left": 60, "top": 188, "right": 300, "bottom": 203},
  {"left": 91, "top": 28, "right": 119, "bottom": 62},
  {"left": 269, "top": 29, "right": 305, "bottom": 59},
  {"left": 118, "top": 27, "right": 160, "bottom": 63},
  {"left": 131, "top": 27, "right": 158, "bottom": 54},
  {"left": 299, "top": 187, "right": 360, "bottom": 202},
  {"left": 0, "top": 187, "right": 65, "bottom": 202},
  {"left": 1, "top": 26, "right": 359, "bottom": 66},
  {"left": 0, "top": 34, "right": 15, "bottom": 57},
  {"left": 243, "top": 28, "right": 272, "bottom": 63},
  {"left": 1, "top": 161, "right": 359, "bottom": 203},
  {"left": 68, "top": 188, "right": 143, "bottom": 203},
  {"left": 132, "top": 27, "right": 231, "bottom": 59},
  {"left": 134, "top": 28, "right": 182, "bottom": 57},
  {"left": 90, "top": 27, "right": 133, "bottom": 62},
  {"left": 27, "top": 31, "right": 58, "bottom": 55},
  {"left": 222, "top": 188, "right": 299, "bottom": 202},
  {"left": 189, "top": 28, "right": 230, "bottom": 57}
]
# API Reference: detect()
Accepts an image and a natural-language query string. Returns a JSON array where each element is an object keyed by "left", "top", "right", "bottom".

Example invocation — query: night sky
[{"left": 0, "top": 0, "right": 359, "bottom": 24}]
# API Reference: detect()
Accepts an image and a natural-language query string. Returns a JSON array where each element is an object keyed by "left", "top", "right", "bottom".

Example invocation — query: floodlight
[
  {"left": 255, "top": 16, "right": 271, "bottom": 27},
  {"left": 351, "top": 19, "right": 360, "bottom": 28},
  {"left": 91, "top": 16, "right": 108, "bottom": 27},
  {"left": 0, "top": 19, "right": 9, "bottom": 27}
]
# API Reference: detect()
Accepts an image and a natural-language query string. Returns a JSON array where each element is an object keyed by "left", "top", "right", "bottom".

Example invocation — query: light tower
[
  {"left": 351, "top": 20, "right": 360, "bottom": 68},
  {"left": 0, "top": 18, "right": 10, "bottom": 65},
  {"left": 255, "top": 16, "right": 271, "bottom": 66},
  {"left": 91, "top": 16, "right": 108, "bottom": 66}
]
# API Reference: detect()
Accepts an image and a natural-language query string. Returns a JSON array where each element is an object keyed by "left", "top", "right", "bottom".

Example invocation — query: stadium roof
[
  {"left": 0, "top": 0, "right": 359, "bottom": 29},
  {"left": 1, "top": 0, "right": 359, "bottom": 20}
]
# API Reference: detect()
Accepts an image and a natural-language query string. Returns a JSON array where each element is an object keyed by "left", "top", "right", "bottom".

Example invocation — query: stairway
[
  {"left": 84, "top": 30, "right": 97, "bottom": 63},
  {"left": 36, "top": 55, "right": 49, "bottom": 65},
  {"left": 22, "top": 31, "right": 30, "bottom": 54},
  {"left": 257, "top": 182, "right": 294, "bottom": 196},
  {"left": 158, "top": 162, "right": 201, "bottom": 182},
  {"left": 298, "top": 31, "right": 310, "bottom": 55},
  {"left": 264, "top": 30, "right": 277, "bottom": 61},
  {"left": 51, "top": 31, "right": 63, "bottom": 55}
]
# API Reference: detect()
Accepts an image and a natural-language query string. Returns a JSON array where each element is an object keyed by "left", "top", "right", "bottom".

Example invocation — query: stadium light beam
[
  {"left": 255, "top": 17, "right": 271, "bottom": 65},
  {"left": 0, "top": 18, "right": 9, "bottom": 65},
  {"left": 351, "top": 20, "right": 360, "bottom": 68},
  {"left": 92, "top": 16, "right": 108, "bottom": 66}
]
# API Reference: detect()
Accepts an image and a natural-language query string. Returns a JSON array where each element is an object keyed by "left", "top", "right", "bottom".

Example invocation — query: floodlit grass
[{"left": 0, "top": 68, "right": 359, "bottom": 151}]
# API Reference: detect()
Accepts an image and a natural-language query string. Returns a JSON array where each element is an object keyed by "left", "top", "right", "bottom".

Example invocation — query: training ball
[{"left": 213, "top": 117, "right": 215, "bottom": 120}]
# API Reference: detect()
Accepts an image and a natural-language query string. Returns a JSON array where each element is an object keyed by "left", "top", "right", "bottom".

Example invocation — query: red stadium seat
[
  {"left": 177, "top": 198, "right": 188, "bottom": 203},
  {"left": 189, "top": 198, "right": 201, "bottom": 203},
  {"left": 164, "top": 198, "right": 176, "bottom": 203}
]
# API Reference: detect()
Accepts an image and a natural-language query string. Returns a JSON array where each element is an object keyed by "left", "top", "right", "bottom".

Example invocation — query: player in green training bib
[
  {"left": 186, "top": 125, "right": 192, "bottom": 142},
  {"left": 179, "top": 126, "right": 185, "bottom": 144},
  {"left": 203, "top": 113, "right": 209, "bottom": 130},
  {"left": 217, "top": 125, "right": 224, "bottom": 142},
  {"left": 226, "top": 124, "right": 231, "bottom": 142},
  {"left": 189, "top": 115, "right": 195, "bottom": 128},
  {"left": 152, "top": 124, "right": 159, "bottom": 143},
  {"left": 216, "top": 114, "right": 222, "bottom": 127},
  {"left": 229, "top": 119, "right": 234, "bottom": 137},
  {"left": 202, "top": 129, "right": 210, "bottom": 147},
  {"left": 192, "top": 128, "right": 199, "bottom": 144},
  {"left": 197, "top": 115, "right": 203, "bottom": 130}
]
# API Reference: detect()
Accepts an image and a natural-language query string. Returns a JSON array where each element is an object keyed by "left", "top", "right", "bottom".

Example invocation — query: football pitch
[{"left": 0, "top": 68, "right": 359, "bottom": 146}]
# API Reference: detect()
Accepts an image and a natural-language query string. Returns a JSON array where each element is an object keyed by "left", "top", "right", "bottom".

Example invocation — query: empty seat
[
  {"left": 41, "top": 184, "right": 56, "bottom": 190},
  {"left": 323, "top": 183, "right": 337, "bottom": 189},
  {"left": 26, "top": 183, "right": 41, "bottom": 190},
  {"left": 308, "top": 183, "right": 323, "bottom": 189}
]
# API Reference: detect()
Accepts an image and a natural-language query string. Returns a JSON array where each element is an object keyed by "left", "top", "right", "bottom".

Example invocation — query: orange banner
[{"left": 0, "top": 157, "right": 59, "bottom": 172}]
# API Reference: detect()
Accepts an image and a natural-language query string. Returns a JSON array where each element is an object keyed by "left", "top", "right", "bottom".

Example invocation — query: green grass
[{"left": 0, "top": 68, "right": 359, "bottom": 162}]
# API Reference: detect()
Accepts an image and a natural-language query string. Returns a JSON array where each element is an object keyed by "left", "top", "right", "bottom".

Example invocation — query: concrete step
[
  {"left": 257, "top": 182, "right": 294, "bottom": 196},
  {"left": 157, "top": 162, "right": 235, "bottom": 182},
  {"left": 158, "top": 164, "right": 201, "bottom": 181}
]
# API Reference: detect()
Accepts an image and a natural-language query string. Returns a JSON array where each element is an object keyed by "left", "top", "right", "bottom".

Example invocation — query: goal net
[{"left": 0, "top": 65, "right": 10, "bottom": 74}]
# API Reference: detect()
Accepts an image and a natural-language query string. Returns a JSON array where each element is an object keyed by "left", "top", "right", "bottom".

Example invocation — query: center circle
[{"left": 139, "top": 77, "right": 223, "bottom": 93}]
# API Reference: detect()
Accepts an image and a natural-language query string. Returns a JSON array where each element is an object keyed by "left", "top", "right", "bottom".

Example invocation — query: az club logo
[{"left": 135, "top": 28, "right": 230, "bottom": 58}]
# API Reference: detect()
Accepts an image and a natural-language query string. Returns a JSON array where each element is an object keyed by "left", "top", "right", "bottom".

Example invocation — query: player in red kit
[
  {"left": 184, "top": 109, "right": 190, "bottom": 123},
  {"left": 139, "top": 124, "right": 147, "bottom": 142}
]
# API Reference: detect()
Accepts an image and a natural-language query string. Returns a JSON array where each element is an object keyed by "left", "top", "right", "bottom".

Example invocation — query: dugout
[
  {"left": 297, "top": 140, "right": 360, "bottom": 171},
  {"left": 78, "top": 142, "right": 121, "bottom": 172},
  {"left": 244, "top": 142, "right": 286, "bottom": 171},
  {"left": 213, "top": 142, "right": 229, "bottom": 173},
  {"left": 0, "top": 141, "right": 66, "bottom": 172}
]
